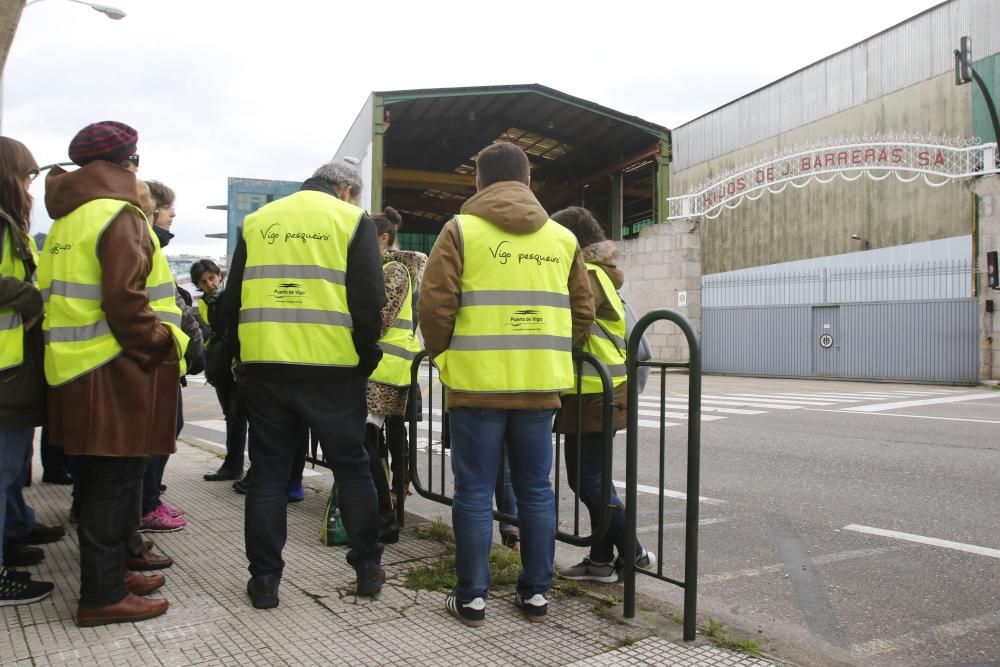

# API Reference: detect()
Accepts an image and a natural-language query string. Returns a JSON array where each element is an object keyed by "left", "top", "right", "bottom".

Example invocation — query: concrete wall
[
  {"left": 974, "top": 175, "right": 1000, "bottom": 380},
  {"left": 673, "top": 71, "right": 975, "bottom": 275},
  {"left": 618, "top": 220, "right": 701, "bottom": 362}
]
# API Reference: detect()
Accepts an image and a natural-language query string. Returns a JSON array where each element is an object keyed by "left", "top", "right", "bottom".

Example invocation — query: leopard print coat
[{"left": 367, "top": 249, "right": 427, "bottom": 416}]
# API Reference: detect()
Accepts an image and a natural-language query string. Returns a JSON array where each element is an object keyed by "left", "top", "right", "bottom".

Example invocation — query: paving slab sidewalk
[{"left": 2, "top": 436, "right": 777, "bottom": 667}]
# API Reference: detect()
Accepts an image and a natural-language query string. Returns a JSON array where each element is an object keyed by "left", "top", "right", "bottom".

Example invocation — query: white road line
[
  {"left": 845, "top": 393, "right": 1000, "bottom": 412},
  {"left": 844, "top": 524, "right": 1000, "bottom": 559},
  {"left": 636, "top": 409, "right": 726, "bottom": 422},
  {"left": 635, "top": 517, "right": 730, "bottom": 533},
  {"left": 181, "top": 435, "right": 321, "bottom": 477},
  {"left": 637, "top": 419, "right": 681, "bottom": 428},
  {"left": 852, "top": 609, "right": 1000, "bottom": 657},
  {"left": 747, "top": 393, "right": 861, "bottom": 403},
  {"left": 689, "top": 395, "right": 804, "bottom": 410},
  {"left": 803, "top": 408, "right": 1000, "bottom": 424},
  {"left": 728, "top": 394, "right": 837, "bottom": 405},
  {"left": 699, "top": 547, "right": 892, "bottom": 584},
  {"left": 612, "top": 480, "right": 726, "bottom": 505},
  {"left": 639, "top": 402, "right": 764, "bottom": 416},
  {"left": 189, "top": 420, "right": 226, "bottom": 433}
]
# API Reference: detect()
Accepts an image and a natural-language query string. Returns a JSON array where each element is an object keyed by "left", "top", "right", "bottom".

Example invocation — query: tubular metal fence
[{"left": 702, "top": 260, "right": 975, "bottom": 307}]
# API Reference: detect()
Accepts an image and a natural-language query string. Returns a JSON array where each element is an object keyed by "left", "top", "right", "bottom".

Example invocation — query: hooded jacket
[
  {"left": 419, "top": 181, "right": 595, "bottom": 410},
  {"left": 558, "top": 240, "right": 628, "bottom": 434},
  {"left": 43, "top": 161, "right": 180, "bottom": 457},
  {"left": 0, "top": 209, "right": 45, "bottom": 428}
]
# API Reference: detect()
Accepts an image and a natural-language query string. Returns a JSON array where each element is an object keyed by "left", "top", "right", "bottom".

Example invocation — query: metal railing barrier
[
  {"left": 407, "top": 350, "right": 617, "bottom": 548},
  {"left": 621, "top": 309, "right": 702, "bottom": 642}
]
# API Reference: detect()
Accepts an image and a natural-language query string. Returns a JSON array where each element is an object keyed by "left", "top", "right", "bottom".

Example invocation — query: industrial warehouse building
[{"left": 222, "top": 0, "right": 999, "bottom": 383}]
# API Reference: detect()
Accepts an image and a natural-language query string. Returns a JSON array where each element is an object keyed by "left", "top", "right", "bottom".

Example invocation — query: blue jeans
[
  {"left": 244, "top": 377, "right": 382, "bottom": 577},
  {"left": 0, "top": 428, "right": 35, "bottom": 564},
  {"left": 450, "top": 408, "right": 556, "bottom": 601},
  {"left": 3, "top": 429, "right": 36, "bottom": 544},
  {"left": 564, "top": 432, "right": 641, "bottom": 563},
  {"left": 495, "top": 455, "right": 517, "bottom": 535}
]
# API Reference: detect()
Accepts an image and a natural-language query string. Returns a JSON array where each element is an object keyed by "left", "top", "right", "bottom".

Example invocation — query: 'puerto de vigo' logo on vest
[
  {"left": 272, "top": 282, "right": 306, "bottom": 303},
  {"left": 509, "top": 309, "right": 543, "bottom": 332}
]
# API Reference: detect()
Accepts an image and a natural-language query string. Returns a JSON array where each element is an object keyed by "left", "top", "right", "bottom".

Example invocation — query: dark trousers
[
  {"left": 216, "top": 380, "right": 248, "bottom": 472},
  {"left": 76, "top": 455, "right": 147, "bottom": 608},
  {"left": 244, "top": 376, "right": 382, "bottom": 577},
  {"left": 364, "top": 424, "right": 393, "bottom": 514},
  {"left": 141, "top": 388, "right": 183, "bottom": 515},
  {"left": 563, "top": 432, "right": 640, "bottom": 563},
  {"left": 39, "top": 426, "right": 69, "bottom": 481}
]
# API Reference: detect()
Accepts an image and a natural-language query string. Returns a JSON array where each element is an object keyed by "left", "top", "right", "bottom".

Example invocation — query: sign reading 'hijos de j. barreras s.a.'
[{"left": 667, "top": 135, "right": 1000, "bottom": 220}]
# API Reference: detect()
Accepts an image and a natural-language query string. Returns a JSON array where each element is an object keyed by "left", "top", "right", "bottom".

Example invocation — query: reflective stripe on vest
[
  {"left": 566, "top": 263, "right": 627, "bottom": 394},
  {"left": 37, "top": 198, "right": 189, "bottom": 386},
  {"left": 0, "top": 224, "right": 29, "bottom": 371},
  {"left": 435, "top": 214, "right": 577, "bottom": 393},
  {"left": 238, "top": 190, "right": 362, "bottom": 367},
  {"left": 369, "top": 262, "right": 421, "bottom": 387}
]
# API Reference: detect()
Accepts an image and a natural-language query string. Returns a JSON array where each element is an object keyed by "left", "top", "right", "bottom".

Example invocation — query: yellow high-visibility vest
[
  {"left": 198, "top": 297, "right": 209, "bottom": 328},
  {"left": 37, "top": 198, "right": 189, "bottom": 386},
  {"left": 435, "top": 213, "right": 577, "bottom": 393},
  {"left": 0, "top": 224, "right": 37, "bottom": 371},
  {"left": 370, "top": 261, "right": 420, "bottom": 387},
  {"left": 566, "top": 263, "right": 627, "bottom": 395},
  {"left": 238, "top": 190, "right": 361, "bottom": 367}
]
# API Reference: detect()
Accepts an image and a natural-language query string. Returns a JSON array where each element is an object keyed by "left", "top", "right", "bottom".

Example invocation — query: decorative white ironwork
[{"left": 667, "top": 135, "right": 1000, "bottom": 220}]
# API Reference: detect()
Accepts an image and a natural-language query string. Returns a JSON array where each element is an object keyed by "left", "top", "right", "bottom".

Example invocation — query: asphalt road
[{"left": 179, "top": 373, "right": 1000, "bottom": 667}]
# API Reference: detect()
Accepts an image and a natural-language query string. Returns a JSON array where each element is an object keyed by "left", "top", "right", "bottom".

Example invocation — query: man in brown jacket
[
  {"left": 419, "top": 142, "right": 594, "bottom": 626},
  {"left": 42, "top": 121, "right": 179, "bottom": 626}
]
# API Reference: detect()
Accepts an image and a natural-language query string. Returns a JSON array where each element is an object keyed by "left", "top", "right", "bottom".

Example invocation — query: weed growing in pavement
[
  {"left": 607, "top": 636, "right": 637, "bottom": 650},
  {"left": 670, "top": 612, "right": 684, "bottom": 625},
  {"left": 549, "top": 580, "right": 583, "bottom": 598},
  {"left": 414, "top": 519, "right": 455, "bottom": 544},
  {"left": 704, "top": 618, "right": 763, "bottom": 657}
]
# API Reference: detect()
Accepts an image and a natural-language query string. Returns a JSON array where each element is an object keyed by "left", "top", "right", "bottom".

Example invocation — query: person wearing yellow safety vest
[
  {"left": 419, "top": 142, "right": 595, "bottom": 627},
  {"left": 550, "top": 206, "right": 656, "bottom": 585},
  {"left": 0, "top": 137, "right": 57, "bottom": 607},
  {"left": 39, "top": 121, "right": 185, "bottom": 627},
  {"left": 220, "top": 161, "right": 387, "bottom": 608},
  {"left": 364, "top": 206, "right": 426, "bottom": 545}
]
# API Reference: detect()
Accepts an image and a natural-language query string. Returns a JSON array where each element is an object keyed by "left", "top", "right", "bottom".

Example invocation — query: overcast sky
[{"left": 4, "top": 0, "right": 940, "bottom": 257}]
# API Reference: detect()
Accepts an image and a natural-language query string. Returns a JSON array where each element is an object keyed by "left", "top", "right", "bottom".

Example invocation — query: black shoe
[
  {"left": 355, "top": 564, "right": 385, "bottom": 598},
  {"left": 68, "top": 501, "right": 78, "bottom": 524},
  {"left": 21, "top": 523, "right": 66, "bottom": 545},
  {"left": 0, "top": 568, "right": 54, "bottom": 607},
  {"left": 41, "top": 472, "right": 73, "bottom": 485},
  {"left": 3, "top": 543, "right": 44, "bottom": 567},
  {"left": 4, "top": 569, "right": 31, "bottom": 583},
  {"left": 204, "top": 467, "right": 242, "bottom": 482},
  {"left": 247, "top": 574, "right": 280, "bottom": 609},
  {"left": 378, "top": 513, "right": 400, "bottom": 545},
  {"left": 445, "top": 594, "right": 486, "bottom": 627},
  {"left": 514, "top": 592, "right": 548, "bottom": 623},
  {"left": 233, "top": 474, "right": 249, "bottom": 494}
]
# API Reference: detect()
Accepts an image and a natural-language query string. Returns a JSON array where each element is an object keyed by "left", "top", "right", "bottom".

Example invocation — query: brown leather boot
[
  {"left": 76, "top": 593, "right": 168, "bottom": 627},
  {"left": 127, "top": 547, "right": 173, "bottom": 571},
  {"left": 124, "top": 572, "right": 166, "bottom": 596}
]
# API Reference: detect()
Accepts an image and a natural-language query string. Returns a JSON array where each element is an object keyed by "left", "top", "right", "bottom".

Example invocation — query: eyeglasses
[{"left": 27, "top": 169, "right": 39, "bottom": 182}]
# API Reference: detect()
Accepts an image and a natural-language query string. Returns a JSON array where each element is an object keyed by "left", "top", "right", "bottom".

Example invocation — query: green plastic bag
[{"left": 320, "top": 483, "right": 349, "bottom": 546}]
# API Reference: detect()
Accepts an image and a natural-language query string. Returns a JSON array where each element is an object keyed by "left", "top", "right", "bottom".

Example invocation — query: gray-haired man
[{"left": 222, "top": 162, "right": 386, "bottom": 608}]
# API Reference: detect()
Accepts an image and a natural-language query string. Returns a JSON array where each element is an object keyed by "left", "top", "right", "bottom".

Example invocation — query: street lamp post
[
  {"left": 24, "top": 0, "right": 126, "bottom": 20},
  {"left": 955, "top": 35, "right": 1000, "bottom": 168},
  {"left": 0, "top": 0, "right": 125, "bottom": 132}
]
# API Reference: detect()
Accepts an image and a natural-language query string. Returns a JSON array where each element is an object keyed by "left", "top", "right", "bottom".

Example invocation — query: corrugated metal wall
[
  {"left": 673, "top": 0, "right": 1000, "bottom": 171},
  {"left": 703, "top": 299, "right": 979, "bottom": 383}
]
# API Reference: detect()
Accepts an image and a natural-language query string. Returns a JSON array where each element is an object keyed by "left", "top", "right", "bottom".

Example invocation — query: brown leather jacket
[
  {"left": 43, "top": 162, "right": 180, "bottom": 457},
  {"left": 419, "top": 181, "right": 595, "bottom": 410}
]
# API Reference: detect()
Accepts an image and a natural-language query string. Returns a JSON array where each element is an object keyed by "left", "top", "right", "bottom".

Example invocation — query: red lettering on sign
[
  {"left": 864, "top": 148, "right": 876, "bottom": 162},
  {"left": 934, "top": 151, "right": 945, "bottom": 166},
  {"left": 802, "top": 157, "right": 812, "bottom": 171},
  {"left": 781, "top": 162, "right": 791, "bottom": 177},
  {"left": 877, "top": 149, "right": 888, "bottom": 162},
  {"left": 891, "top": 148, "right": 903, "bottom": 163},
  {"left": 851, "top": 149, "right": 862, "bottom": 165},
  {"left": 824, "top": 153, "right": 835, "bottom": 167},
  {"left": 755, "top": 169, "right": 765, "bottom": 184},
  {"left": 837, "top": 151, "right": 848, "bottom": 165},
  {"left": 736, "top": 176, "right": 746, "bottom": 192},
  {"left": 918, "top": 150, "right": 929, "bottom": 166},
  {"left": 766, "top": 166, "right": 775, "bottom": 181}
]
